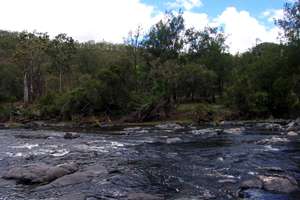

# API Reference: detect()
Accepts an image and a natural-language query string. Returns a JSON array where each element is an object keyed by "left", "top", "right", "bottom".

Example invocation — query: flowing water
[{"left": 0, "top": 123, "right": 299, "bottom": 200}]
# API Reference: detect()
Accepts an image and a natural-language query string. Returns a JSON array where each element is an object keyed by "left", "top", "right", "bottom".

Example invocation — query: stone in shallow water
[
  {"left": 256, "top": 136, "right": 289, "bottom": 145},
  {"left": 64, "top": 132, "right": 80, "bottom": 139},
  {"left": 223, "top": 127, "right": 245, "bottom": 135},
  {"left": 166, "top": 137, "right": 182, "bottom": 144},
  {"left": 155, "top": 123, "right": 183, "bottom": 130},
  {"left": 287, "top": 131, "right": 298, "bottom": 136},
  {"left": 256, "top": 123, "right": 284, "bottom": 132},
  {"left": 2, "top": 163, "right": 78, "bottom": 185}
]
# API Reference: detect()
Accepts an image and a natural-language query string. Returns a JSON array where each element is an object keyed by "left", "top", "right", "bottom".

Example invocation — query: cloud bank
[{"left": 0, "top": 0, "right": 282, "bottom": 54}]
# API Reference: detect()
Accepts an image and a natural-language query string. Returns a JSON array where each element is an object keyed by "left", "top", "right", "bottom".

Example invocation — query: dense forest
[{"left": 0, "top": 1, "right": 300, "bottom": 123}]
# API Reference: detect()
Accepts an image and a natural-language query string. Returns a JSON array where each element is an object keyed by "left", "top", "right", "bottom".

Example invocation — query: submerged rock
[
  {"left": 2, "top": 163, "right": 78, "bottom": 185},
  {"left": 64, "top": 132, "right": 80, "bottom": 139}
]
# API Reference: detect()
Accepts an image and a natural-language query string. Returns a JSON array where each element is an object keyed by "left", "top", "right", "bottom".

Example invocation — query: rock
[
  {"left": 57, "top": 193, "right": 86, "bottom": 200},
  {"left": 259, "top": 166, "right": 285, "bottom": 173},
  {"left": 256, "top": 136, "right": 289, "bottom": 144},
  {"left": 155, "top": 123, "right": 183, "bottom": 130},
  {"left": 127, "top": 193, "right": 164, "bottom": 200},
  {"left": 286, "top": 119, "right": 300, "bottom": 131},
  {"left": 166, "top": 137, "right": 182, "bottom": 144},
  {"left": 223, "top": 127, "right": 245, "bottom": 135},
  {"left": 25, "top": 121, "right": 47, "bottom": 128},
  {"left": 220, "top": 121, "right": 244, "bottom": 126},
  {"left": 218, "top": 179, "right": 237, "bottom": 184},
  {"left": 240, "top": 179, "right": 263, "bottom": 190},
  {"left": 64, "top": 132, "right": 80, "bottom": 139},
  {"left": 258, "top": 175, "right": 299, "bottom": 193},
  {"left": 2, "top": 163, "right": 78, "bottom": 185},
  {"left": 35, "top": 171, "right": 94, "bottom": 191},
  {"left": 4, "top": 122, "right": 25, "bottom": 129},
  {"left": 14, "top": 133, "right": 49, "bottom": 139},
  {"left": 256, "top": 123, "right": 283, "bottom": 131},
  {"left": 191, "top": 128, "right": 214, "bottom": 135},
  {"left": 287, "top": 131, "right": 298, "bottom": 136}
]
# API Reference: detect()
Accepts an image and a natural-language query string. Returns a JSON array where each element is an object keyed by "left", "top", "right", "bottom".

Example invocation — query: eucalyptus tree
[
  {"left": 14, "top": 31, "right": 50, "bottom": 103},
  {"left": 48, "top": 33, "right": 76, "bottom": 92}
]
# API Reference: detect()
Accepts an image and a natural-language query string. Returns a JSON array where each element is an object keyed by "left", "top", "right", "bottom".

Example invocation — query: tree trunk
[
  {"left": 59, "top": 68, "right": 62, "bottom": 92},
  {"left": 24, "top": 72, "right": 29, "bottom": 104}
]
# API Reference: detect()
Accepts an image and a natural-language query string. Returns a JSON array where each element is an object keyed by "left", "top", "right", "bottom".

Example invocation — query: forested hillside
[{"left": 0, "top": 1, "right": 300, "bottom": 123}]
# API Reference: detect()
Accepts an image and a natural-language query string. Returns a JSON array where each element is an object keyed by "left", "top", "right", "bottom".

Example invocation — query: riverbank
[{"left": 1, "top": 102, "right": 293, "bottom": 131}]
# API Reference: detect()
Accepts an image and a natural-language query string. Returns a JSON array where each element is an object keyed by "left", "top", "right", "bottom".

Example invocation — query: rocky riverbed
[{"left": 0, "top": 121, "right": 299, "bottom": 199}]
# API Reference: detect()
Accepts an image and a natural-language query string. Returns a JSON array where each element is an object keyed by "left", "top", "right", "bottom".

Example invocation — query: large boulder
[
  {"left": 258, "top": 175, "right": 299, "bottom": 193},
  {"left": 240, "top": 178, "right": 263, "bottom": 190},
  {"left": 2, "top": 163, "right": 78, "bottom": 185},
  {"left": 35, "top": 171, "right": 94, "bottom": 191},
  {"left": 239, "top": 175, "right": 299, "bottom": 194}
]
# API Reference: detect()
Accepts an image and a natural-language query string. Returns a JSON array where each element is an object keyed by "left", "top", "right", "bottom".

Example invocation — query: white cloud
[
  {"left": 213, "top": 7, "right": 282, "bottom": 54},
  {"left": 183, "top": 12, "right": 209, "bottom": 30},
  {"left": 0, "top": 0, "right": 161, "bottom": 43},
  {"left": 167, "top": 0, "right": 203, "bottom": 11},
  {"left": 0, "top": 1, "right": 283, "bottom": 54},
  {"left": 262, "top": 9, "right": 284, "bottom": 22}
]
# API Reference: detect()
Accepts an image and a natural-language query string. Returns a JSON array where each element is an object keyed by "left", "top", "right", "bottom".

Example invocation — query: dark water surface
[{"left": 0, "top": 124, "right": 299, "bottom": 199}]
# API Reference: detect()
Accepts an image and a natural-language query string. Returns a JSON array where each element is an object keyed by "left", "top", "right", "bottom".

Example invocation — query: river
[{"left": 0, "top": 123, "right": 299, "bottom": 199}]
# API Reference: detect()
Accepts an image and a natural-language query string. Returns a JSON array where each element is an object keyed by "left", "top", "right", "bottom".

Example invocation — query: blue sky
[
  {"left": 142, "top": 0, "right": 287, "bottom": 27},
  {"left": 0, "top": 0, "right": 292, "bottom": 54},
  {"left": 140, "top": 0, "right": 289, "bottom": 53}
]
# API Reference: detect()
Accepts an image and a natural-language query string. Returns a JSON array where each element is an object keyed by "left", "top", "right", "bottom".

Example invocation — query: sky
[{"left": 0, "top": 0, "right": 293, "bottom": 54}]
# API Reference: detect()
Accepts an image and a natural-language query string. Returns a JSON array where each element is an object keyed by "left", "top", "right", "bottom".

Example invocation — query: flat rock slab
[
  {"left": 258, "top": 175, "right": 299, "bottom": 193},
  {"left": 2, "top": 163, "right": 78, "bottom": 185},
  {"left": 35, "top": 171, "right": 94, "bottom": 191},
  {"left": 240, "top": 175, "right": 299, "bottom": 194}
]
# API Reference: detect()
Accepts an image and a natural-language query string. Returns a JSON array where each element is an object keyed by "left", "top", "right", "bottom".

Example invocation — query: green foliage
[
  {"left": 1, "top": 3, "right": 300, "bottom": 122},
  {"left": 0, "top": 64, "right": 22, "bottom": 102}
]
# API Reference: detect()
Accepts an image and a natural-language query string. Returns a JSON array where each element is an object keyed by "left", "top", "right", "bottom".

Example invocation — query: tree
[
  {"left": 143, "top": 11, "right": 185, "bottom": 62},
  {"left": 185, "top": 27, "right": 229, "bottom": 97},
  {"left": 48, "top": 33, "right": 76, "bottom": 92},
  {"left": 276, "top": 0, "right": 300, "bottom": 41},
  {"left": 14, "top": 31, "right": 50, "bottom": 104},
  {"left": 142, "top": 11, "right": 185, "bottom": 101}
]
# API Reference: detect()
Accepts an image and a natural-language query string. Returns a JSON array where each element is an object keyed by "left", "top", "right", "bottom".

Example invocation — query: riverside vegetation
[{"left": 1, "top": 1, "right": 300, "bottom": 125}]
